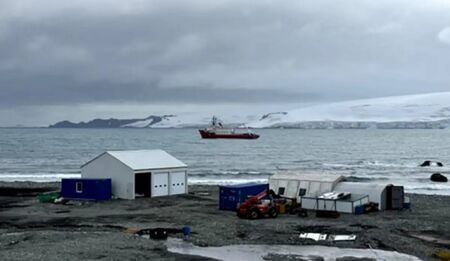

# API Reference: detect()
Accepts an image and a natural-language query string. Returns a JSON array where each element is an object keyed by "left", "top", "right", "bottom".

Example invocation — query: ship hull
[{"left": 199, "top": 130, "right": 259, "bottom": 139}]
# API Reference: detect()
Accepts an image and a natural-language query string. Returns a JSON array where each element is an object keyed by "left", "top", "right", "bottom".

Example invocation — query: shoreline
[
  {"left": 1, "top": 181, "right": 450, "bottom": 260},
  {"left": 0, "top": 179, "right": 449, "bottom": 197}
]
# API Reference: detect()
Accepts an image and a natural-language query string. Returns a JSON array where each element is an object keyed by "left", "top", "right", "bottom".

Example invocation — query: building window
[
  {"left": 278, "top": 187, "right": 285, "bottom": 195},
  {"left": 299, "top": 188, "right": 307, "bottom": 196},
  {"left": 76, "top": 182, "right": 83, "bottom": 193}
]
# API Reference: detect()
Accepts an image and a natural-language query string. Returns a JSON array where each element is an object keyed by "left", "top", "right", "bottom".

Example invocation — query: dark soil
[{"left": 0, "top": 182, "right": 449, "bottom": 260}]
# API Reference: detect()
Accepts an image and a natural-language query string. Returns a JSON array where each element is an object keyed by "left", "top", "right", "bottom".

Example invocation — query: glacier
[
  {"left": 49, "top": 92, "right": 450, "bottom": 129},
  {"left": 246, "top": 92, "right": 450, "bottom": 129}
]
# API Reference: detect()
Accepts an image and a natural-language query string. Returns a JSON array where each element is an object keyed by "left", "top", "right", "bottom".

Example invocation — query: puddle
[{"left": 166, "top": 238, "right": 421, "bottom": 261}]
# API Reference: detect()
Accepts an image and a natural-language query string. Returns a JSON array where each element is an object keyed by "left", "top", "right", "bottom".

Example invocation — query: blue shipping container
[
  {"left": 219, "top": 183, "right": 269, "bottom": 211},
  {"left": 61, "top": 178, "right": 112, "bottom": 201}
]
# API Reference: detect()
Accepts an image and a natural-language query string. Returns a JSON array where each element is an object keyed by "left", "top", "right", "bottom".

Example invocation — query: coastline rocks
[
  {"left": 430, "top": 173, "right": 448, "bottom": 182},
  {"left": 420, "top": 161, "right": 444, "bottom": 167}
]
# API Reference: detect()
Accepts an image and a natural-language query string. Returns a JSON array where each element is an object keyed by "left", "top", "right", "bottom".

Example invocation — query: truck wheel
[
  {"left": 268, "top": 208, "right": 278, "bottom": 218},
  {"left": 248, "top": 208, "right": 260, "bottom": 219}
]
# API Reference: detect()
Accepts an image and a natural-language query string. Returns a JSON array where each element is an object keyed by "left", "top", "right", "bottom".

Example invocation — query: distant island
[{"left": 49, "top": 116, "right": 164, "bottom": 128}]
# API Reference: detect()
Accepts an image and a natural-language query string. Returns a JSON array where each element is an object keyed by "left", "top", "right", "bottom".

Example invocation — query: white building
[
  {"left": 334, "top": 182, "right": 394, "bottom": 211},
  {"left": 269, "top": 171, "right": 344, "bottom": 201},
  {"left": 270, "top": 171, "right": 405, "bottom": 212},
  {"left": 303, "top": 194, "right": 370, "bottom": 214},
  {"left": 81, "top": 150, "right": 187, "bottom": 199}
]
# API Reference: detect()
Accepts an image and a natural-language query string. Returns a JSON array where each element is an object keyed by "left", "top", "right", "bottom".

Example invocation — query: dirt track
[{"left": 0, "top": 182, "right": 449, "bottom": 260}]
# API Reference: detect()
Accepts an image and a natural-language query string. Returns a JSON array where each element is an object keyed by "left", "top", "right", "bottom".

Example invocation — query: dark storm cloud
[
  {"left": 0, "top": 75, "right": 315, "bottom": 107},
  {"left": 0, "top": 3, "right": 319, "bottom": 106},
  {"left": 1, "top": 0, "right": 450, "bottom": 125}
]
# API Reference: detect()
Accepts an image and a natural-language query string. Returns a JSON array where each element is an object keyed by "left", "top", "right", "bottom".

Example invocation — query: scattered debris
[
  {"left": 434, "top": 249, "right": 450, "bottom": 261},
  {"left": 139, "top": 228, "right": 170, "bottom": 240},
  {"left": 54, "top": 197, "right": 69, "bottom": 204},
  {"left": 126, "top": 226, "right": 193, "bottom": 241},
  {"left": 37, "top": 191, "right": 60, "bottom": 203},
  {"left": 329, "top": 235, "right": 357, "bottom": 241},
  {"left": 362, "top": 202, "right": 379, "bottom": 213},
  {"left": 299, "top": 233, "right": 327, "bottom": 241},
  {"left": 299, "top": 233, "right": 356, "bottom": 242}
]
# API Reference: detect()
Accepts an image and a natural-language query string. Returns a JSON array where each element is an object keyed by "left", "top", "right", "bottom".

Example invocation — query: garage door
[
  {"left": 151, "top": 172, "right": 169, "bottom": 197},
  {"left": 169, "top": 171, "right": 186, "bottom": 195}
]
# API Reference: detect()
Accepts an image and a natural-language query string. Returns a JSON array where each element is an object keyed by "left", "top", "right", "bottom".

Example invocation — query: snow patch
[{"left": 248, "top": 92, "right": 450, "bottom": 128}]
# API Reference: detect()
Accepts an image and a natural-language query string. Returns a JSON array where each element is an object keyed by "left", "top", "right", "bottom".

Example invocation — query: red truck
[{"left": 236, "top": 190, "right": 278, "bottom": 219}]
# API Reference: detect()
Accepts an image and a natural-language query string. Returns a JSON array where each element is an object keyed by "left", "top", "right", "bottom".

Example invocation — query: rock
[
  {"left": 420, "top": 161, "right": 444, "bottom": 167},
  {"left": 420, "top": 161, "right": 432, "bottom": 167},
  {"left": 430, "top": 173, "right": 448, "bottom": 182}
]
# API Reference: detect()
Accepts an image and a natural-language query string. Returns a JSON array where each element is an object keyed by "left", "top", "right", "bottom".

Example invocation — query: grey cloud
[
  {"left": 437, "top": 27, "right": 450, "bottom": 44},
  {"left": 1, "top": 0, "right": 450, "bottom": 125}
]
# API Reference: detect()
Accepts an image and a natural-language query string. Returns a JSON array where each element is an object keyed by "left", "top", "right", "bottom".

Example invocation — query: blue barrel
[{"left": 354, "top": 205, "right": 365, "bottom": 215}]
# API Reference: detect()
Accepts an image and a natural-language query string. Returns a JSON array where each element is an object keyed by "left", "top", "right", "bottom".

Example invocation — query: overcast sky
[{"left": 1, "top": 0, "right": 450, "bottom": 126}]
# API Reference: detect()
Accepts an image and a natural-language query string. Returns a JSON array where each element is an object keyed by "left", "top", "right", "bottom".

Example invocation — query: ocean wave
[
  {"left": 188, "top": 178, "right": 268, "bottom": 185},
  {"left": 323, "top": 160, "right": 420, "bottom": 169},
  {"left": 0, "top": 173, "right": 81, "bottom": 182},
  {"left": 343, "top": 176, "right": 388, "bottom": 182},
  {"left": 188, "top": 170, "right": 273, "bottom": 176}
]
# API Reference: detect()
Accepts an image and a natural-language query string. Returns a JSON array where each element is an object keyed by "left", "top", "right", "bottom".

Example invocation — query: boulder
[
  {"left": 420, "top": 161, "right": 444, "bottom": 167},
  {"left": 430, "top": 173, "right": 448, "bottom": 182}
]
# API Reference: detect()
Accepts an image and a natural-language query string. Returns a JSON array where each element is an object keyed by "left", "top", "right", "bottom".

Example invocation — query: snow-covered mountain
[
  {"left": 124, "top": 113, "right": 257, "bottom": 128},
  {"left": 50, "top": 92, "right": 450, "bottom": 129},
  {"left": 247, "top": 92, "right": 450, "bottom": 128}
]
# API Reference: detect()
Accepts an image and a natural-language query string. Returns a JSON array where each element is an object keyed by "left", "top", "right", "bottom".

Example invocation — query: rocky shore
[{"left": 1, "top": 181, "right": 449, "bottom": 260}]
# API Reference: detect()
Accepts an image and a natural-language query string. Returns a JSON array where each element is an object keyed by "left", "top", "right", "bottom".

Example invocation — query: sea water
[{"left": 0, "top": 128, "right": 449, "bottom": 195}]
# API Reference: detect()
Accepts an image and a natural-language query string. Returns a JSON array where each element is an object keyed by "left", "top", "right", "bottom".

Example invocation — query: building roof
[
  {"left": 82, "top": 149, "right": 187, "bottom": 170},
  {"left": 270, "top": 171, "right": 344, "bottom": 183},
  {"left": 219, "top": 183, "right": 268, "bottom": 189},
  {"left": 334, "top": 182, "right": 391, "bottom": 204}
]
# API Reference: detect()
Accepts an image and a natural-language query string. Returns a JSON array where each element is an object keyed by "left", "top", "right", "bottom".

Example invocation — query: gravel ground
[{"left": 0, "top": 182, "right": 449, "bottom": 260}]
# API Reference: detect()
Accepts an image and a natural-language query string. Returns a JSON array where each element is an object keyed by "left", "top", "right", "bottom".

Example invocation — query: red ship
[{"left": 199, "top": 117, "right": 260, "bottom": 139}]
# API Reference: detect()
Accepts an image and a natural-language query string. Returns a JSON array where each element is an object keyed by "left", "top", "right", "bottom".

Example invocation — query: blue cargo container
[
  {"left": 61, "top": 178, "right": 112, "bottom": 201},
  {"left": 219, "top": 183, "right": 269, "bottom": 211}
]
